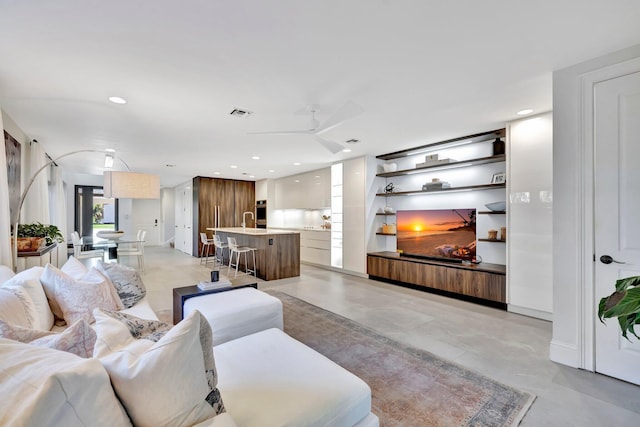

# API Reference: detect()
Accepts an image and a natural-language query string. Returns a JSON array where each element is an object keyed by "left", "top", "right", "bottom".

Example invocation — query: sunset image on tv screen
[{"left": 396, "top": 209, "right": 476, "bottom": 260}]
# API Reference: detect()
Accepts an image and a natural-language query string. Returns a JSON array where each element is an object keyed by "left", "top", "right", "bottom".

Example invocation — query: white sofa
[{"left": 0, "top": 261, "right": 378, "bottom": 427}]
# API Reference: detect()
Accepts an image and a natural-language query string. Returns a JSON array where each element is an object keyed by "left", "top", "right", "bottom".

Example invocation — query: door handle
[{"left": 600, "top": 255, "right": 626, "bottom": 264}]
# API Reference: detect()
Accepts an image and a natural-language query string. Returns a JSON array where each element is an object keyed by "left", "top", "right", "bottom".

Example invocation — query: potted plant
[
  {"left": 15, "top": 222, "right": 64, "bottom": 252},
  {"left": 598, "top": 276, "right": 640, "bottom": 340}
]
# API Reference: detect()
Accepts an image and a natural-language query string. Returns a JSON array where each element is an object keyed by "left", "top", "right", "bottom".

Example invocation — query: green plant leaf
[
  {"left": 617, "top": 313, "right": 640, "bottom": 340},
  {"left": 614, "top": 276, "right": 640, "bottom": 292},
  {"left": 603, "top": 287, "right": 640, "bottom": 319}
]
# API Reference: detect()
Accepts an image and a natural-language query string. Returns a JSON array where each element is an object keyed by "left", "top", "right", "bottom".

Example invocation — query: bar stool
[
  {"left": 227, "top": 236, "right": 256, "bottom": 277},
  {"left": 199, "top": 232, "right": 215, "bottom": 265},
  {"left": 212, "top": 234, "right": 228, "bottom": 267}
]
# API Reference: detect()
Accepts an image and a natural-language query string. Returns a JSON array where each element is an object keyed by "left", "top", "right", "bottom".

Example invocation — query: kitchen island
[{"left": 207, "top": 227, "right": 300, "bottom": 281}]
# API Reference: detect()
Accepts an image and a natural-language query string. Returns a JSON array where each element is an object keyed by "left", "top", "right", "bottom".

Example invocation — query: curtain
[
  {"left": 22, "top": 141, "right": 50, "bottom": 224},
  {"left": 49, "top": 166, "right": 68, "bottom": 266},
  {"left": 0, "top": 115, "right": 13, "bottom": 267}
]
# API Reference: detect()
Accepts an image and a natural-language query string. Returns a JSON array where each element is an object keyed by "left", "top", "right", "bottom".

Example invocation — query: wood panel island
[{"left": 207, "top": 227, "right": 300, "bottom": 281}]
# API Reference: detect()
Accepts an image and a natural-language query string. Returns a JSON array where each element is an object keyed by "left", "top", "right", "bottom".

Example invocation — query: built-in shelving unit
[
  {"left": 370, "top": 128, "right": 507, "bottom": 308},
  {"left": 376, "top": 183, "right": 505, "bottom": 197}
]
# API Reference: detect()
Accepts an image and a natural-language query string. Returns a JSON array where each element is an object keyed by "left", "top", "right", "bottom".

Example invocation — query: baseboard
[
  {"left": 507, "top": 304, "right": 553, "bottom": 321},
  {"left": 549, "top": 340, "right": 581, "bottom": 368}
]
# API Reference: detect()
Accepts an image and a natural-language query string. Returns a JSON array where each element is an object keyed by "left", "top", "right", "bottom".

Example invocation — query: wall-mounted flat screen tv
[{"left": 396, "top": 209, "right": 476, "bottom": 262}]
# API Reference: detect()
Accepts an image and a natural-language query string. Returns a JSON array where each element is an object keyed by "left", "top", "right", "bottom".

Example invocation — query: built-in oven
[{"left": 256, "top": 200, "right": 267, "bottom": 228}]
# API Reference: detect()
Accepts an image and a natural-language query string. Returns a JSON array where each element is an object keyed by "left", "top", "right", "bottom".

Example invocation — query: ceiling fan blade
[
  {"left": 247, "top": 129, "right": 312, "bottom": 135},
  {"left": 315, "top": 136, "right": 344, "bottom": 154},
  {"left": 314, "top": 100, "right": 364, "bottom": 134}
]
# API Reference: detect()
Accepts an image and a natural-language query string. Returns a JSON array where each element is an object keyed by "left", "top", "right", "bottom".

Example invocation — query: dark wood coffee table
[{"left": 172, "top": 275, "right": 258, "bottom": 324}]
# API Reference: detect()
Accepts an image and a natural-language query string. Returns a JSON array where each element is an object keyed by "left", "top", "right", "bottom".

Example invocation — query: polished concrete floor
[{"left": 133, "top": 247, "right": 640, "bottom": 426}]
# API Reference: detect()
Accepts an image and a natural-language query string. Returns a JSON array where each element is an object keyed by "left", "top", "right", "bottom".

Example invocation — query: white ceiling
[{"left": 1, "top": 1, "right": 639, "bottom": 187}]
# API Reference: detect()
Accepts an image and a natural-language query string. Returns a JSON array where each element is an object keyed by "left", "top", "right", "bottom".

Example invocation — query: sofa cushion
[
  {"left": 42, "top": 256, "right": 90, "bottom": 321},
  {"left": 214, "top": 328, "right": 373, "bottom": 427},
  {"left": 0, "top": 318, "right": 96, "bottom": 358},
  {"left": 2, "top": 266, "right": 54, "bottom": 330},
  {"left": 119, "top": 295, "right": 159, "bottom": 321},
  {"left": 0, "top": 286, "right": 35, "bottom": 328},
  {"left": 0, "top": 265, "right": 15, "bottom": 283},
  {"left": 94, "top": 309, "right": 224, "bottom": 427},
  {"left": 0, "top": 337, "right": 132, "bottom": 427},
  {"left": 41, "top": 264, "right": 124, "bottom": 325},
  {"left": 96, "top": 261, "right": 146, "bottom": 308}
]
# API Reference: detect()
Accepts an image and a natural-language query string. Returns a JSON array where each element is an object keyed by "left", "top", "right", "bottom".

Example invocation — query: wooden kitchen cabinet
[{"left": 192, "top": 177, "right": 255, "bottom": 256}]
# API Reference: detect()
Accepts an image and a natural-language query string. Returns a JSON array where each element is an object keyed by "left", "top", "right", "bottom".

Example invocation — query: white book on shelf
[{"left": 197, "top": 280, "right": 232, "bottom": 291}]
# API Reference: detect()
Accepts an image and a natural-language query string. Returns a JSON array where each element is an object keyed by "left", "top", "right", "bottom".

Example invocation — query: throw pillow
[
  {"left": 60, "top": 255, "right": 89, "bottom": 279},
  {"left": 41, "top": 264, "right": 124, "bottom": 325},
  {"left": 0, "top": 338, "right": 132, "bottom": 427},
  {"left": 0, "top": 286, "right": 35, "bottom": 328},
  {"left": 93, "top": 309, "right": 225, "bottom": 427},
  {"left": 2, "top": 266, "right": 54, "bottom": 330},
  {"left": 96, "top": 261, "right": 146, "bottom": 308},
  {"left": 0, "top": 319, "right": 97, "bottom": 358}
]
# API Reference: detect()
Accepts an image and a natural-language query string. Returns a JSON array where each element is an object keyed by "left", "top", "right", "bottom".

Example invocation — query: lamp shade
[{"left": 104, "top": 171, "right": 160, "bottom": 199}]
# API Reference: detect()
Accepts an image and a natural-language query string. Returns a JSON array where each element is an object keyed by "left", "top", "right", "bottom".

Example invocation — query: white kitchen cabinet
[
  {"left": 300, "top": 230, "right": 331, "bottom": 266},
  {"left": 275, "top": 168, "right": 331, "bottom": 209}
]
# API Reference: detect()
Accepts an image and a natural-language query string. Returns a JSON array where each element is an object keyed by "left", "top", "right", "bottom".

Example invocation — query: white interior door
[
  {"left": 132, "top": 199, "right": 161, "bottom": 246},
  {"left": 594, "top": 70, "right": 640, "bottom": 385}
]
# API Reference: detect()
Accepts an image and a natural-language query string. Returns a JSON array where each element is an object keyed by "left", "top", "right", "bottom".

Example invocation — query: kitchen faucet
[{"left": 242, "top": 211, "right": 254, "bottom": 229}]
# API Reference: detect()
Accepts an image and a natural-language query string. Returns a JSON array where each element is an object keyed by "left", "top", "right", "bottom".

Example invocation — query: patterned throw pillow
[
  {"left": 40, "top": 264, "right": 124, "bottom": 325},
  {"left": 0, "top": 286, "right": 35, "bottom": 328},
  {"left": 93, "top": 309, "right": 225, "bottom": 426},
  {"left": 97, "top": 261, "right": 146, "bottom": 309},
  {"left": 0, "top": 318, "right": 96, "bottom": 358}
]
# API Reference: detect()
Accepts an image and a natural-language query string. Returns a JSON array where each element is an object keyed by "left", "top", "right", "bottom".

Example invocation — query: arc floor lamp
[{"left": 12, "top": 149, "right": 159, "bottom": 271}]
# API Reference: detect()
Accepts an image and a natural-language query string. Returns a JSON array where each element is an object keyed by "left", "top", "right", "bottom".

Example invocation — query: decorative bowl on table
[
  {"left": 484, "top": 201, "right": 506, "bottom": 212},
  {"left": 97, "top": 230, "right": 125, "bottom": 239}
]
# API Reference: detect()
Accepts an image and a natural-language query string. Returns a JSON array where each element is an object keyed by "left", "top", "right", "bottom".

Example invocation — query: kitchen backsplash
[{"left": 270, "top": 208, "right": 332, "bottom": 229}]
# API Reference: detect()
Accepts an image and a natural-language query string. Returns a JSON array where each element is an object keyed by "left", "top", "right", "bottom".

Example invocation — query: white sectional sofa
[{"left": 0, "top": 259, "right": 378, "bottom": 427}]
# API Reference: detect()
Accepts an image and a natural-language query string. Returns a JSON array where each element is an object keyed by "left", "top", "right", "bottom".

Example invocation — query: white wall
[{"left": 552, "top": 43, "right": 640, "bottom": 368}]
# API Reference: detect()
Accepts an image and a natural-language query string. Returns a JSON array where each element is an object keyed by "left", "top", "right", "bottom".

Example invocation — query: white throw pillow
[
  {"left": 0, "top": 318, "right": 96, "bottom": 358},
  {"left": 41, "top": 264, "right": 123, "bottom": 325},
  {"left": 2, "top": 267, "right": 54, "bottom": 330},
  {"left": 96, "top": 261, "right": 146, "bottom": 308},
  {"left": 0, "top": 286, "right": 35, "bottom": 328},
  {"left": 60, "top": 255, "right": 89, "bottom": 279},
  {"left": 94, "top": 309, "right": 225, "bottom": 427},
  {"left": 0, "top": 338, "right": 132, "bottom": 427}
]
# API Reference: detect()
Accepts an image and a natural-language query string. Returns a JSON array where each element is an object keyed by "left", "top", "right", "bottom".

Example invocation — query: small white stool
[{"left": 183, "top": 287, "right": 283, "bottom": 345}]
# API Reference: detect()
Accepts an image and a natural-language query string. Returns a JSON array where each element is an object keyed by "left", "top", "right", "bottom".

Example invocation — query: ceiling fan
[{"left": 248, "top": 100, "right": 364, "bottom": 153}]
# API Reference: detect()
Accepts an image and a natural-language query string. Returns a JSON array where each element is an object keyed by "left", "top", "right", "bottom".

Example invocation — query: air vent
[
  {"left": 345, "top": 138, "right": 360, "bottom": 144},
  {"left": 230, "top": 108, "right": 253, "bottom": 118}
]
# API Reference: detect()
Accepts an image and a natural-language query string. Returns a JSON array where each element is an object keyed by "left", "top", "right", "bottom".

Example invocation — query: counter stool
[
  {"left": 212, "top": 234, "right": 229, "bottom": 267},
  {"left": 227, "top": 236, "right": 257, "bottom": 277},
  {"left": 200, "top": 232, "right": 215, "bottom": 265}
]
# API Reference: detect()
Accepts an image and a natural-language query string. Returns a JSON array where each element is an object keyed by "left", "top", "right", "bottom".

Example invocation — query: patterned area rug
[{"left": 268, "top": 290, "right": 535, "bottom": 427}]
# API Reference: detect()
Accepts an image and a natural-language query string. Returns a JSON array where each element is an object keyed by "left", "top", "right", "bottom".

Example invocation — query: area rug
[{"left": 267, "top": 290, "right": 535, "bottom": 427}]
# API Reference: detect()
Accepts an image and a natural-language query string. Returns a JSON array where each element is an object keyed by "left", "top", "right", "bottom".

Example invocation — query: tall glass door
[{"left": 74, "top": 186, "right": 118, "bottom": 242}]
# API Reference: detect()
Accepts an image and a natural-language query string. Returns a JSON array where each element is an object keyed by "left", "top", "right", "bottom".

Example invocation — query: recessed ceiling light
[
  {"left": 105, "top": 148, "right": 116, "bottom": 153},
  {"left": 213, "top": 171, "right": 221, "bottom": 175},
  {"left": 251, "top": 156, "right": 260, "bottom": 160},
  {"left": 517, "top": 109, "right": 533, "bottom": 116},
  {"left": 249, "top": 175, "right": 255, "bottom": 178},
  {"left": 230, "top": 165, "right": 238, "bottom": 169},
  {"left": 293, "top": 162, "right": 301, "bottom": 166},
  {"left": 108, "top": 96, "right": 127, "bottom": 104},
  {"left": 342, "top": 148, "right": 352, "bottom": 153},
  {"left": 268, "top": 170, "right": 275, "bottom": 173},
  {"left": 315, "top": 175, "right": 320, "bottom": 178},
  {"left": 295, "top": 180, "right": 300, "bottom": 183}
]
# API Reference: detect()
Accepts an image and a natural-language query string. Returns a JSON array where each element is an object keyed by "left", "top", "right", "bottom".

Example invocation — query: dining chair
[
  {"left": 71, "top": 231, "right": 104, "bottom": 260},
  {"left": 117, "top": 230, "right": 146, "bottom": 272}
]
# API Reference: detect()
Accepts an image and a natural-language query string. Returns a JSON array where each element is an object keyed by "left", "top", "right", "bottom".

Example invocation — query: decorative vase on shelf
[{"left": 492, "top": 138, "right": 505, "bottom": 156}]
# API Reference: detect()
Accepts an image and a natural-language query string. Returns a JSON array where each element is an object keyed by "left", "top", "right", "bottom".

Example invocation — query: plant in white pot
[{"left": 15, "top": 222, "right": 64, "bottom": 252}]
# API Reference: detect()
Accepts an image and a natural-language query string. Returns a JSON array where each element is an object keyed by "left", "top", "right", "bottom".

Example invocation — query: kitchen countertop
[{"left": 207, "top": 227, "right": 300, "bottom": 235}]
